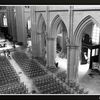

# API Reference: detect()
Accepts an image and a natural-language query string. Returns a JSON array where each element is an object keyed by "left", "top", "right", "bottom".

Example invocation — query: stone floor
[
  {"left": 79, "top": 70, "right": 100, "bottom": 94},
  {"left": 55, "top": 55, "right": 100, "bottom": 94}
]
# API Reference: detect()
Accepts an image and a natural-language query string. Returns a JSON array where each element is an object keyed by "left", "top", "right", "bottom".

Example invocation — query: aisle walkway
[{"left": 7, "top": 54, "right": 35, "bottom": 93}]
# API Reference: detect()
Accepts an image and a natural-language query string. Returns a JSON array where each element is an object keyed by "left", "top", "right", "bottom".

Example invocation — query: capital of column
[
  {"left": 47, "top": 37, "right": 55, "bottom": 41},
  {"left": 66, "top": 44, "right": 80, "bottom": 49},
  {"left": 7, "top": 7, "right": 14, "bottom": 11},
  {"left": 37, "top": 32, "right": 41, "bottom": 35}
]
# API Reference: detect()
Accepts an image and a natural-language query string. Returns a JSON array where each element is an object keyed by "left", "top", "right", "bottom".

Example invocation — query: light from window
[
  {"left": 92, "top": 24, "right": 100, "bottom": 44},
  {"left": 28, "top": 19, "right": 31, "bottom": 29},
  {"left": 96, "top": 48, "right": 98, "bottom": 55},
  {"left": 3, "top": 15, "right": 7, "bottom": 27},
  {"left": 57, "top": 33, "right": 62, "bottom": 37},
  {"left": 92, "top": 49, "right": 95, "bottom": 56}
]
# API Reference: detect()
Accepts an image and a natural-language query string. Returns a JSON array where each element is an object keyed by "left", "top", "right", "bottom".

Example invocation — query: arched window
[
  {"left": 28, "top": 19, "right": 31, "bottom": 30},
  {"left": 92, "top": 24, "right": 100, "bottom": 44},
  {"left": 3, "top": 15, "right": 7, "bottom": 27}
]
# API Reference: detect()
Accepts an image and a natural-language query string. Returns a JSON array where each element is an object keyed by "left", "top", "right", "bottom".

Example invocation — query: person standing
[
  {"left": 3, "top": 50, "right": 6, "bottom": 56},
  {"left": 7, "top": 50, "right": 11, "bottom": 59},
  {"left": 55, "top": 62, "right": 58, "bottom": 68}
]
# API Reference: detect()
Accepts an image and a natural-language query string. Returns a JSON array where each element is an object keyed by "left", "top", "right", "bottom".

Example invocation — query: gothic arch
[
  {"left": 26, "top": 16, "right": 31, "bottom": 28},
  {"left": 50, "top": 15, "right": 68, "bottom": 60},
  {"left": 72, "top": 15, "right": 100, "bottom": 81},
  {"left": 50, "top": 15, "right": 68, "bottom": 38},
  {"left": 37, "top": 14, "right": 46, "bottom": 34},
  {"left": 36, "top": 13, "right": 46, "bottom": 58},
  {"left": 74, "top": 15, "right": 99, "bottom": 46},
  {"left": 26, "top": 16, "right": 30, "bottom": 23}
]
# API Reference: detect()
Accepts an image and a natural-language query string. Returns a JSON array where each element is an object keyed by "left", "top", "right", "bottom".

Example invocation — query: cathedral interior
[{"left": 0, "top": 5, "right": 100, "bottom": 94}]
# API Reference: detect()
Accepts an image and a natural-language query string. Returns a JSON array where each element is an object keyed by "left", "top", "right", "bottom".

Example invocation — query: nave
[
  {"left": 0, "top": 5, "right": 100, "bottom": 95},
  {"left": 0, "top": 38, "right": 89, "bottom": 94},
  {"left": 0, "top": 36, "right": 100, "bottom": 94}
]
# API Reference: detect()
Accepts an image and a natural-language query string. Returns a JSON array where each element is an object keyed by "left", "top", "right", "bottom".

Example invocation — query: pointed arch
[
  {"left": 36, "top": 14, "right": 46, "bottom": 58},
  {"left": 74, "top": 15, "right": 99, "bottom": 45},
  {"left": 50, "top": 15, "right": 68, "bottom": 38},
  {"left": 26, "top": 16, "right": 31, "bottom": 23},
  {"left": 37, "top": 14, "right": 46, "bottom": 33}
]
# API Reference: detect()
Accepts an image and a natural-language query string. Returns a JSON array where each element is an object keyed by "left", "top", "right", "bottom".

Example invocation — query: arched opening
[
  {"left": 40, "top": 19, "right": 46, "bottom": 58},
  {"left": 0, "top": 13, "right": 8, "bottom": 39},
  {"left": 36, "top": 14, "right": 46, "bottom": 65},
  {"left": 51, "top": 15, "right": 68, "bottom": 70},
  {"left": 3, "top": 14, "right": 7, "bottom": 27},
  {"left": 56, "top": 21, "right": 67, "bottom": 58},
  {"left": 26, "top": 17, "right": 32, "bottom": 48},
  {"left": 74, "top": 16, "right": 100, "bottom": 92},
  {"left": 79, "top": 22, "right": 93, "bottom": 76},
  {"left": 26, "top": 17, "right": 31, "bottom": 39}
]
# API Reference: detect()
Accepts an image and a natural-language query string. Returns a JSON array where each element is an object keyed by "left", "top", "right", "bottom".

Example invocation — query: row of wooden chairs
[
  {"left": 65, "top": 80, "right": 88, "bottom": 94},
  {"left": 56, "top": 71, "right": 67, "bottom": 82},
  {"left": 0, "top": 82, "right": 28, "bottom": 94},
  {"left": 34, "top": 56, "right": 59, "bottom": 73},
  {"left": 0, "top": 56, "right": 20, "bottom": 86},
  {"left": 46, "top": 66, "right": 59, "bottom": 73},
  {"left": 35, "top": 57, "right": 46, "bottom": 66},
  {"left": 34, "top": 75, "right": 74, "bottom": 94},
  {"left": 56, "top": 71, "right": 88, "bottom": 94},
  {"left": 13, "top": 52, "right": 47, "bottom": 78}
]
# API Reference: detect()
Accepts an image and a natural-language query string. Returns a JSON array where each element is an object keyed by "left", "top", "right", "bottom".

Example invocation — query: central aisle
[{"left": 7, "top": 54, "right": 34, "bottom": 93}]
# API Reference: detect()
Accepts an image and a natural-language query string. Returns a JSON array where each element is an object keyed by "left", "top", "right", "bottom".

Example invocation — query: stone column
[
  {"left": 30, "top": 6, "right": 38, "bottom": 57},
  {"left": 11, "top": 7, "right": 17, "bottom": 41},
  {"left": 67, "top": 5, "right": 78, "bottom": 82},
  {"left": 37, "top": 32, "right": 46, "bottom": 58},
  {"left": 42, "top": 32, "right": 46, "bottom": 59},
  {"left": 37, "top": 32, "right": 42, "bottom": 57},
  {"left": 67, "top": 45, "right": 80, "bottom": 82},
  {"left": 7, "top": 7, "right": 17, "bottom": 41},
  {"left": 0, "top": 14, "right": 3, "bottom": 27},
  {"left": 0, "top": 14, "right": 3, "bottom": 36},
  {"left": 46, "top": 37, "right": 55, "bottom": 67},
  {"left": 98, "top": 27, "right": 100, "bottom": 67},
  {"left": 7, "top": 7, "right": 12, "bottom": 35},
  {"left": 46, "top": 6, "right": 50, "bottom": 66},
  {"left": 61, "top": 31, "right": 67, "bottom": 57},
  {"left": 45, "top": 6, "right": 55, "bottom": 67},
  {"left": 67, "top": 6, "right": 80, "bottom": 83},
  {"left": 15, "top": 6, "right": 27, "bottom": 47}
]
